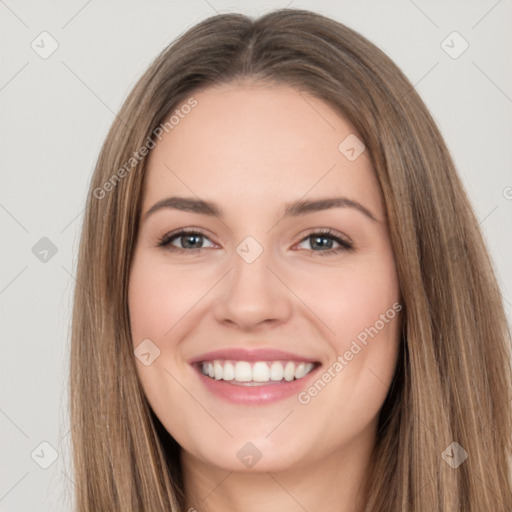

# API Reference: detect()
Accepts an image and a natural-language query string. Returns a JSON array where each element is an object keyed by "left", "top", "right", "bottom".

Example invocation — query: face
[{"left": 128, "top": 82, "right": 401, "bottom": 474}]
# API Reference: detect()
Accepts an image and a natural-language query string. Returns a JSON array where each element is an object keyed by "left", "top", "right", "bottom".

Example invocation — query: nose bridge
[
  {"left": 232, "top": 236, "right": 271, "bottom": 289},
  {"left": 212, "top": 234, "right": 292, "bottom": 329}
]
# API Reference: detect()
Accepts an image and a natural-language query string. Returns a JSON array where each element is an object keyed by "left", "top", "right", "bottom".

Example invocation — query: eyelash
[{"left": 156, "top": 228, "right": 354, "bottom": 256}]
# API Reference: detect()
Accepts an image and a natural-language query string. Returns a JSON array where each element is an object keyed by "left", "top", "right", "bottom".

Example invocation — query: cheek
[
  {"left": 331, "top": 269, "right": 400, "bottom": 349},
  {"left": 293, "top": 255, "right": 400, "bottom": 350},
  {"left": 128, "top": 256, "right": 202, "bottom": 440},
  {"left": 295, "top": 253, "right": 401, "bottom": 399},
  {"left": 128, "top": 257, "right": 204, "bottom": 345}
]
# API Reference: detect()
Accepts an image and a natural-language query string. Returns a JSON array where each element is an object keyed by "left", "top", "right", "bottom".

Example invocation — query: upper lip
[{"left": 188, "top": 348, "right": 320, "bottom": 364}]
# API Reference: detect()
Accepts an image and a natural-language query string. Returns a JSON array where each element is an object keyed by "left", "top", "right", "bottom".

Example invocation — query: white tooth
[
  {"left": 223, "top": 361, "right": 235, "bottom": 381},
  {"left": 253, "top": 362, "right": 270, "bottom": 382},
  {"left": 294, "top": 362, "right": 307, "bottom": 379},
  {"left": 214, "top": 360, "right": 223, "bottom": 380},
  {"left": 284, "top": 361, "right": 295, "bottom": 381},
  {"left": 201, "top": 359, "right": 315, "bottom": 382},
  {"left": 270, "top": 361, "right": 284, "bottom": 381},
  {"left": 235, "top": 361, "right": 252, "bottom": 382}
]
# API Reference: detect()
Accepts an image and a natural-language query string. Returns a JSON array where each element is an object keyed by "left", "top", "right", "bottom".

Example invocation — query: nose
[{"left": 212, "top": 243, "right": 293, "bottom": 331}]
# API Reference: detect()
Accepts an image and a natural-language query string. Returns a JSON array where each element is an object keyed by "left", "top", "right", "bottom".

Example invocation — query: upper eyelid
[{"left": 161, "top": 228, "right": 214, "bottom": 244}]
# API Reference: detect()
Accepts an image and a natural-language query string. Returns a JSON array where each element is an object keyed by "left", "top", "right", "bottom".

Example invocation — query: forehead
[{"left": 143, "top": 83, "right": 383, "bottom": 218}]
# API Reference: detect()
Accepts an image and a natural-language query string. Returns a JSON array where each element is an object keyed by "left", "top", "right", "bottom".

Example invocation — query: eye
[
  {"left": 295, "top": 229, "right": 354, "bottom": 256},
  {"left": 156, "top": 228, "right": 354, "bottom": 256},
  {"left": 157, "top": 229, "right": 216, "bottom": 253}
]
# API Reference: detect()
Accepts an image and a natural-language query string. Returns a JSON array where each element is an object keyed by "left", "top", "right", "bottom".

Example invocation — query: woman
[{"left": 69, "top": 8, "right": 512, "bottom": 511}]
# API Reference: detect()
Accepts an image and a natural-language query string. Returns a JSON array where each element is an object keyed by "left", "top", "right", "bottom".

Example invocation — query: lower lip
[{"left": 192, "top": 364, "right": 321, "bottom": 405}]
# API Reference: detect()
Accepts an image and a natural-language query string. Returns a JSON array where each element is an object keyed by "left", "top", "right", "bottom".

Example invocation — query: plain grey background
[{"left": 1, "top": 1, "right": 511, "bottom": 510}]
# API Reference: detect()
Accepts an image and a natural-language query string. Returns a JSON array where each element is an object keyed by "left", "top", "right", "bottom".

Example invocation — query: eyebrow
[{"left": 143, "top": 196, "right": 378, "bottom": 223}]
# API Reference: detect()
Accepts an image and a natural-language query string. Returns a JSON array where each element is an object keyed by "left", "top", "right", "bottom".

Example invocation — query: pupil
[
  {"left": 183, "top": 234, "right": 202, "bottom": 248},
  {"left": 178, "top": 234, "right": 333, "bottom": 250},
  {"left": 312, "top": 235, "right": 332, "bottom": 250}
]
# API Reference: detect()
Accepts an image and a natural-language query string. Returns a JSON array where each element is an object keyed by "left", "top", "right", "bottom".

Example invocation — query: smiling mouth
[{"left": 197, "top": 359, "right": 320, "bottom": 386}]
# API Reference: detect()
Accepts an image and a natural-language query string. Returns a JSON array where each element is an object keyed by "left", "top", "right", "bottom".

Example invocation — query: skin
[{"left": 128, "top": 81, "right": 402, "bottom": 512}]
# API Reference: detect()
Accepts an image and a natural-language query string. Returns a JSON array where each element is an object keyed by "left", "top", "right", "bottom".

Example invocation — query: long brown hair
[{"left": 69, "top": 8, "right": 512, "bottom": 510}]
